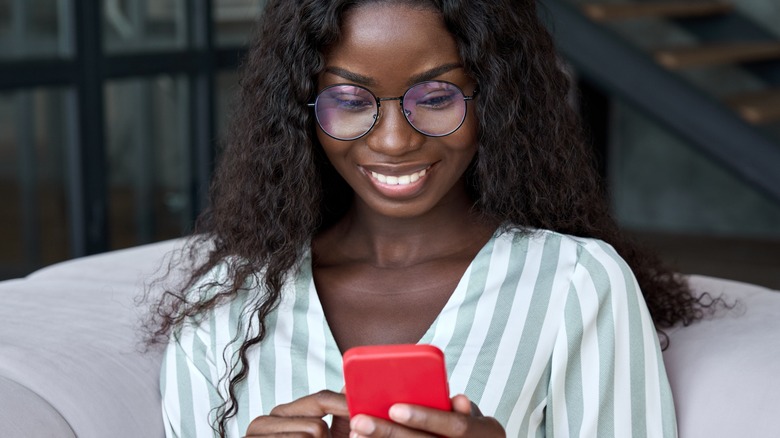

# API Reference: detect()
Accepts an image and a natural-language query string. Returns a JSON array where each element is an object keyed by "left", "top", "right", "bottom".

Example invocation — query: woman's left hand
[{"left": 349, "top": 394, "right": 506, "bottom": 437}]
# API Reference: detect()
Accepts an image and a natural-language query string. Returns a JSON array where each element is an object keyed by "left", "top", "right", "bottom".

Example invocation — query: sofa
[{"left": 0, "top": 238, "right": 778, "bottom": 437}]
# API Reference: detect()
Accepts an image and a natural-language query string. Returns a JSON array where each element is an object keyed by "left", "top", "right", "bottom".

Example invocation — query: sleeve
[
  {"left": 161, "top": 322, "right": 223, "bottom": 438},
  {"left": 546, "top": 240, "right": 678, "bottom": 438}
]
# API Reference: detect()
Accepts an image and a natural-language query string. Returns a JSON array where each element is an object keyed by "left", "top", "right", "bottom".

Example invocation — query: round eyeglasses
[{"left": 308, "top": 80, "right": 477, "bottom": 141}]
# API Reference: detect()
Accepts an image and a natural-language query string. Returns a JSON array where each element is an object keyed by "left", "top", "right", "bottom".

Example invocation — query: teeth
[{"left": 370, "top": 168, "right": 427, "bottom": 186}]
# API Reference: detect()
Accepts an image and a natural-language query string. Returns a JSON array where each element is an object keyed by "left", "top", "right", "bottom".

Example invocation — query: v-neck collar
[{"left": 297, "top": 229, "right": 501, "bottom": 358}]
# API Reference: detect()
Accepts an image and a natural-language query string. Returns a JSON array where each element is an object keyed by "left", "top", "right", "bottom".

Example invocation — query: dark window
[{"left": 0, "top": 0, "right": 265, "bottom": 279}]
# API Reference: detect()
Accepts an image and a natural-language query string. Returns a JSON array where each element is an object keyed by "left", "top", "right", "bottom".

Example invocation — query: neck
[{"left": 318, "top": 188, "right": 496, "bottom": 268}]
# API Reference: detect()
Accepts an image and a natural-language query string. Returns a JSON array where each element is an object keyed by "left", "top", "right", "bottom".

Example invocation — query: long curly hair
[{"left": 149, "top": 0, "right": 715, "bottom": 435}]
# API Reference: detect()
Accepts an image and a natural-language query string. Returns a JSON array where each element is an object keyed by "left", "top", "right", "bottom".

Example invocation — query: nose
[{"left": 364, "top": 100, "right": 424, "bottom": 156}]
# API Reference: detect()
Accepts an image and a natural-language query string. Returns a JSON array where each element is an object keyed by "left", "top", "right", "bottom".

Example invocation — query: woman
[{"left": 153, "top": 0, "right": 711, "bottom": 436}]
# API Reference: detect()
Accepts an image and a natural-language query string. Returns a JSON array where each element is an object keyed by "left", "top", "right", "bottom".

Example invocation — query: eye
[
  {"left": 416, "top": 91, "right": 458, "bottom": 109},
  {"left": 333, "top": 94, "right": 375, "bottom": 112},
  {"left": 317, "top": 85, "right": 376, "bottom": 113},
  {"left": 407, "top": 82, "right": 462, "bottom": 110}
]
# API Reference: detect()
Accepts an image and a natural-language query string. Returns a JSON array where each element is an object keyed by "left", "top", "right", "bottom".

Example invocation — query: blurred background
[
  {"left": 0, "top": 0, "right": 778, "bottom": 288},
  {"left": 0, "top": 0, "right": 258, "bottom": 279}
]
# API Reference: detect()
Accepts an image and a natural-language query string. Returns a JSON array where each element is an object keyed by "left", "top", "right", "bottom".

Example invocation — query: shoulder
[
  {"left": 182, "top": 254, "right": 284, "bottom": 305},
  {"left": 171, "top": 258, "right": 262, "bottom": 341},
  {"left": 172, "top": 251, "right": 309, "bottom": 338},
  {"left": 497, "top": 227, "right": 635, "bottom": 291},
  {"left": 498, "top": 226, "right": 625, "bottom": 263},
  {"left": 166, "top": 259, "right": 267, "bottom": 373}
]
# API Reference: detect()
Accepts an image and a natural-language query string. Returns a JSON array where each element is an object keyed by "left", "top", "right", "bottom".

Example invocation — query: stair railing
[{"left": 538, "top": 0, "right": 780, "bottom": 204}]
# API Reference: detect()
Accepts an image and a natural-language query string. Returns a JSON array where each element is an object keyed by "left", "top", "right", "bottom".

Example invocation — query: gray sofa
[{"left": 1, "top": 239, "right": 778, "bottom": 437}]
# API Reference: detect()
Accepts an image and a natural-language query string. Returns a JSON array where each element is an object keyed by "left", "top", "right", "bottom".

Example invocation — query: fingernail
[
  {"left": 389, "top": 404, "right": 411, "bottom": 422},
  {"left": 350, "top": 415, "right": 375, "bottom": 435}
]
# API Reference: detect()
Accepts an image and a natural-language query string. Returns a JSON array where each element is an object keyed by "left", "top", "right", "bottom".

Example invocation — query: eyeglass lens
[{"left": 313, "top": 81, "right": 468, "bottom": 140}]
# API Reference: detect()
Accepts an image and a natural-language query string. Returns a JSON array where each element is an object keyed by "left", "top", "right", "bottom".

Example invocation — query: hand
[
  {"left": 349, "top": 394, "right": 506, "bottom": 437},
  {"left": 244, "top": 390, "right": 350, "bottom": 437}
]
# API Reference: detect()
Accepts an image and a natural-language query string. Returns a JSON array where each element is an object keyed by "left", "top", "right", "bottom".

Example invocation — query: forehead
[{"left": 323, "top": 3, "right": 463, "bottom": 88}]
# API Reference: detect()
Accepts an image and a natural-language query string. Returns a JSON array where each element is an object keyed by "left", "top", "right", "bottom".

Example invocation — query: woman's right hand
[{"left": 244, "top": 390, "right": 351, "bottom": 437}]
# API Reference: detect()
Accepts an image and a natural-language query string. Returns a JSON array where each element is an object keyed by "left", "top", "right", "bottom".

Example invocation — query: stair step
[
  {"left": 654, "top": 42, "right": 780, "bottom": 69},
  {"left": 725, "top": 89, "right": 780, "bottom": 124},
  {"left": 582, "top": 1, "right": 733, "bottom": 21}
]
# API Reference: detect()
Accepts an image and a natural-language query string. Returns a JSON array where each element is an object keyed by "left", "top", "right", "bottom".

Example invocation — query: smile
[{"left": 369, "top": 167, "right": 428, "bottom": 186}]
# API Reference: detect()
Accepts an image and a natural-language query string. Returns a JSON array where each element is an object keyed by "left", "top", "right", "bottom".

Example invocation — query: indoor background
[{"left": 1, "top": 0, "right": 778, "bottom": 288}]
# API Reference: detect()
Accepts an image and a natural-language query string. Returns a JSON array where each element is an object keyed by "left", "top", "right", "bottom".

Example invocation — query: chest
[
  {"left": 238, "top": 235, "right": 560, "bottom": 430},
  {"left": 313, "top": 258, "right": 471, "bottom": 352}
]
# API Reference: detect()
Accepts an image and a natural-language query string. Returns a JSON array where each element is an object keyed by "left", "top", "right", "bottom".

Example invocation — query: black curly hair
[{"left": 148, "top": 0, "right": 716, "bottom": 435}]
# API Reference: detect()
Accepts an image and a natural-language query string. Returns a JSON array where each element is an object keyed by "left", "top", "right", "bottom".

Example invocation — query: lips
[
  {"left": 359, "top": 164, "right": 434, "bottom": 197},
  {"left": 369, "top": 167, "right": 428, "bottom": 186}
]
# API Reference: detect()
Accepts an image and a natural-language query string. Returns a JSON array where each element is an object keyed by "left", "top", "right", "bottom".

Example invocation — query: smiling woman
[
  {"left": 149, "top": 1, "right": 716, "bottom": 437},
  {"left": 314, "top": 4, "right": 479, "bottom": 222}
]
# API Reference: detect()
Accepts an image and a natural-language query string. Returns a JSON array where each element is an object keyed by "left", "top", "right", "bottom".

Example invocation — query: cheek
[
  {"left": 450, "top": 111, "right": 479, "bottom": 154},
  {"left": 316, "top": 131, "right": 353, "bottom": 173},
  {"left": 315, "top": 129, "right": 330, "bottom": 150},
  {"left": 317, "top": 130, "right": 341, "bottom": 157}
]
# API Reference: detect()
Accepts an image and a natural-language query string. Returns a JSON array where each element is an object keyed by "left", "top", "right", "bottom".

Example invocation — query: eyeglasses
[{"left": 308, "top": 80, "right": 477, "bottom": 141}]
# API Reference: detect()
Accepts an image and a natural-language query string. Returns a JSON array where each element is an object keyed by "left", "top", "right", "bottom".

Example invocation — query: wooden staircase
[
  {"left": 654, "top": 42, "right": 780, "bottom": 69},
  {"left": 579, "top": 1, "right": 780, "bottom": 125},
  {"left": 724, "top": 89, "right": 780, "bottom": 124},
  {"left": 582, "top": 2, "right": 734, "bottom": 21}
]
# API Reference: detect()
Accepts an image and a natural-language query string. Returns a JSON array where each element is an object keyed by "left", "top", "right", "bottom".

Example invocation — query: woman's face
[{"left": 316, "top": 2, "right": 479, "bottom": 220}]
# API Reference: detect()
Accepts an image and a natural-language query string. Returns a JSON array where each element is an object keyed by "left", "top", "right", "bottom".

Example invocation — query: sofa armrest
[
  {"left": 0, "top": 239, "right": 184, "bottom": 438},
  {"left": 663, "top": 275, "right": 780, "bottom": 438},
  {"left": 0, "top": 376, "right": 76, "bottom": 437}
]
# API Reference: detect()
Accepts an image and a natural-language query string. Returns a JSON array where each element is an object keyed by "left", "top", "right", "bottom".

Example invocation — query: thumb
[{"left": 451, "top": 394, "right": 471, "bottom": 414}]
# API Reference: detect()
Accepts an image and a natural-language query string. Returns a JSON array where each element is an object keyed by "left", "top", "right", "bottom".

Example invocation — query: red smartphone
[{"left": 343, "top": 344, "right": 451, "bottom": 420}]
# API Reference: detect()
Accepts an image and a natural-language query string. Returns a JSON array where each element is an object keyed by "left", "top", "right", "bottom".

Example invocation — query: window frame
[{"left": 0, "top": 0, "right": 247, "bottom": 269}]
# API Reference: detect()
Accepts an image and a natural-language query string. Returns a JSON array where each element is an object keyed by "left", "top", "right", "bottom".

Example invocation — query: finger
[
  {"left": 389, "top": 404, "right": 468, "bottom": 436},
  {"left": 350, "top": 414, "right": 431, "bottom": 438},
  {"left": 451, "top": 394, "right": 484, "bottom": 417},
  {"left": 451, "top": 394, "right": 472, "bottom": 415},
  {"left": 245, "top": 414, "right": 329, "bottom": 437},
  {"left": 388, "top": 404, "right": 504, "bottom": 437},
  {"left": 244, "top": 433, "right": 317, "bottom": 438},
  {"left": 269, "top": 390, "right": 350, "bottom": 418}
]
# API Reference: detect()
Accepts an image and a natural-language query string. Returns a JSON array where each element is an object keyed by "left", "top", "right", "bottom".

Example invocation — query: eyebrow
[
  {"left": 323, "top": 63, "right": 463, "bottom": 87},
  {"left": 408, "top": 63, "right": 462, "bottom": 84},
  {"left": 324, "top": 67, "right": 377, "bottom": 86}
]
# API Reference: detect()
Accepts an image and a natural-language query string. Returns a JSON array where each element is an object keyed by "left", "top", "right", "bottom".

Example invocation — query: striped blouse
[{"left": 161, "top": 228, "right": 677, "bottom": 437}]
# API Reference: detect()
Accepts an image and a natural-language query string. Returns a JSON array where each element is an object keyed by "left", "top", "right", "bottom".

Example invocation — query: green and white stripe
[{"left": 162, "top": 228, "right": 677, "bottom": 437}]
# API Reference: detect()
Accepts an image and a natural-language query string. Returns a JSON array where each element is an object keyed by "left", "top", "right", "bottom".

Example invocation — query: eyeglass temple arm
[{"left": 464, "top": 85, "right": 479, "bottom": 100}]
